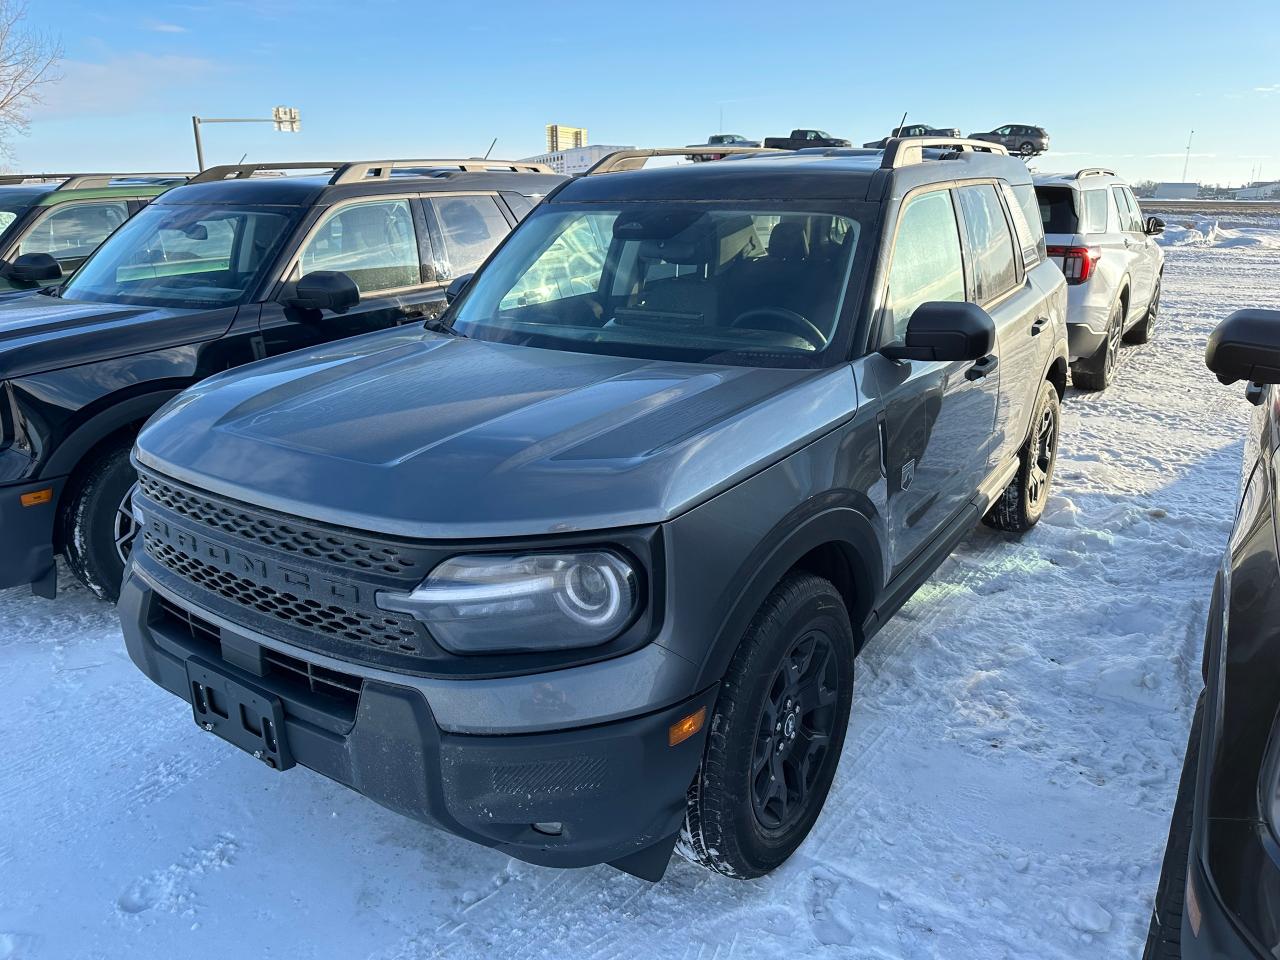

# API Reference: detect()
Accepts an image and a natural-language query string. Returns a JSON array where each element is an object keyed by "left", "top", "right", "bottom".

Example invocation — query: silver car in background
[
  {"left": 1033, "top": 169, "right": 1165, "bottom": 390},
  {"left": 971, "top": 124, "right": 1050, "bottom": 157}
]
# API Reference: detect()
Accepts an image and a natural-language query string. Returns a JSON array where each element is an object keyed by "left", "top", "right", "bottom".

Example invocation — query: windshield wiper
[{"left": 422, "top": 315, "right": 467, "bottom": 338}]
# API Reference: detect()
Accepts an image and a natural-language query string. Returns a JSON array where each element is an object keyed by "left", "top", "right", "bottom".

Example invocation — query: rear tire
[
  {"left": 60, "top": 440, "right": 138, "bottom": 602},
  {"left": 984, "top": 380, "right": 1060, "bottom": 533},
  {"left": 1071, "top": 297, "right": 1126, "bottom": 391},
  {"left": 1125, "top": 275, "right": 1161, "bottom": 345},
  {"left": 680, "top": 572, "right": 855, "bottom": 879},
  {"left": 1141, "top": 692, "right": 1204, "bottom": 959}
]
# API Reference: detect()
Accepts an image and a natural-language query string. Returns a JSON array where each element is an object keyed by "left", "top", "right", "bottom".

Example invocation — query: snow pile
[
  {"left": 1157, "top": 214, "right": 1280, "bottom": 249},
  {"left": 1, "top": 234, "right": 1277, "bottom": 958}
]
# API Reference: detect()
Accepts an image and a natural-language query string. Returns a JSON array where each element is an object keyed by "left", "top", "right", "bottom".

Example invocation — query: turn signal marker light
[
  {"left": 668, "top": 707, "right": 707, "bottom": 747},
  {"left": 20, "top": 488, "right": 53, "bottom": 507}
]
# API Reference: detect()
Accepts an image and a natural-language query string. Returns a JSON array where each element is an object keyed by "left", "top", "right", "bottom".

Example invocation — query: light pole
[{"left": 191, "top": 106, "right": 301, "bottom": 171}]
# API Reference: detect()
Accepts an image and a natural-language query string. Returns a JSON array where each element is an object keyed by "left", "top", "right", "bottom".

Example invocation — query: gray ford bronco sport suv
[{"left": 121, "top": 140, "right": 1068, "bottom": 881}]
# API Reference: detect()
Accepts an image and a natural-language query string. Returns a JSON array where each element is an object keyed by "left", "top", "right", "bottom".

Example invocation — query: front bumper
[
  {"left": 120, "top": 567, "right": 715, "bottom": 875},
  {"left": 0, "top": 478, "right": 66, "bottom": 595}
]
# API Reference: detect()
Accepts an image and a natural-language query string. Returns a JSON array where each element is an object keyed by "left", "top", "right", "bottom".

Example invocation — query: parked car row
[
  {"left": 0, "top": 134, "right": 1188, "bottom": 892},
  {"left": 691, "top": 122, "right": 1051, "bottom": 157}
]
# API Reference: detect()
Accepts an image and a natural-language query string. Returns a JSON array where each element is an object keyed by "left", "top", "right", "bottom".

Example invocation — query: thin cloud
[
  {"left": 146, "top": 21, "right": 189, "bottom": 33},
  {"left": 40, "top": 53, "right": 224, "bottom": 120},
  {"left": 1255, "top": 83, "right": 1280, "bottom": 94}
]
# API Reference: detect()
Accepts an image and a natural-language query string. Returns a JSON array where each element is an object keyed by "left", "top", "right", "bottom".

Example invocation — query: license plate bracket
[{"left": 186, "top": 658, "right": 294, "bottom": 771}]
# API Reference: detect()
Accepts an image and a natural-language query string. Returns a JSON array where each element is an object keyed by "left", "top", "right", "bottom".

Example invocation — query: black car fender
[
  {"left": 42, "top": 387, "right": 184, "bottom": 479},
  {"left": 693, "top": 503, "right": 883, "bottom": 690}
]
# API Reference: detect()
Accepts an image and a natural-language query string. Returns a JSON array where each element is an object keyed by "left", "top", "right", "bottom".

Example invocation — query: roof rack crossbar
[
  {"left": 585, "top": 146, "right": 782, "bottom": 175},
  {"left": 880, "top": 137, "right": 1010, "bottom": 169},
  {"left": 1072, "top": 167, "right": 1117, "bottom": 179},
  {"left": 0, "top": 172, "right": 192, "bottom": 189},
  {"left": 329, "top": 159, "right": 552, "bottom": 183}
]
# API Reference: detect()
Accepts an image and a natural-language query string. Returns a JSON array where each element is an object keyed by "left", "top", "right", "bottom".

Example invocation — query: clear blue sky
[{"left": 15, "top": 0, "right": 1280, "bottom": 185}]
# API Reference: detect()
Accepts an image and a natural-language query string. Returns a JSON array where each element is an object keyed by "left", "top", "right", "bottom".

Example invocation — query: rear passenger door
[
  {"left": 423, "top": 193, "right": 515, "bottom": 282},
  {"left": 260, "top": 195, "right": 446, "bottom": 355},
  {"left": 955, "top": 182, "right": 1046, "bottom": 469},
  {"left": 869, "top": 186, "right": 999, "bottom": 577}
]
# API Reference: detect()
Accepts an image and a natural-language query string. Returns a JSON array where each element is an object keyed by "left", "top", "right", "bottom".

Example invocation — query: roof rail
[
  {"left": 329, "top": 159, "right": 552, "bottom": 183},
  {"left": 1073, "top": 167, "right": 1117, "bottom": 179},
  {"left": 188, "top": 162, "right": 352, "bottom": 184},
  {"left": 880, "top": 137, "right": 1010, "bottom": 170},
  {"left": 585, "top": 146, "right": 781, "bottom": 175},
  {"left": 0, "top": 172, "right": 191, "bottom": 189}
]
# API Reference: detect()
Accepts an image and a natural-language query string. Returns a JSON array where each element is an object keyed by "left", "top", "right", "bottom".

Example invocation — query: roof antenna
[
  {"left": 483, "top": 138, "right": 497, "bottom": 159},
  {"left": 897, "top": 111, "right": 908, "bottom": 135}
]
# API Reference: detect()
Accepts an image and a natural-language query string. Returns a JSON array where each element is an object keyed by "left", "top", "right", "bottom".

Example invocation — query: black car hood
[
  {"left": 0, "top": 294, "right": 234, "bottom": 379},
  {"left": 137, "top": 328, "right": 857, "bottom": 538}
]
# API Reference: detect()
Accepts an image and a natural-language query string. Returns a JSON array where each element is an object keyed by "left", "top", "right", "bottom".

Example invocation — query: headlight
[{"left": 375, "top": 550, "right": 639, "bottom": 654}]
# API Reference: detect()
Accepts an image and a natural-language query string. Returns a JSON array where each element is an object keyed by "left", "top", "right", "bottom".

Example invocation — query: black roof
[
  {"left": 556, "top": 149, "right": 1032, "bottom": 204},
  {"left": 158, "top": 169, "right": 566, "bottom": 207}
]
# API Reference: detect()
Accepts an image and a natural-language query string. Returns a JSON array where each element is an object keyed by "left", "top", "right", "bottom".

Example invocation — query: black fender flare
[
  {"left": 692, "top": 503, "right": 884, "bottom": 690},
  {"left": 42, "top": 389, "right": 183, "bottom": 479}
]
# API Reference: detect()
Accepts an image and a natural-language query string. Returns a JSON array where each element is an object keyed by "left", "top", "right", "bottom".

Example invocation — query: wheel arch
[{"left": 693, "top": 506, "right": 883, "bottom": 690}]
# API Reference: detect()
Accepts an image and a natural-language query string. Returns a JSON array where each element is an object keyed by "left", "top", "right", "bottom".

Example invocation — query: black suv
[
  {"left": 0, "top": 159, "right": 563, "bottom": 600},
  {"left": 1144, "top": 309, "right": 1280, "bottom": 959},
  {"left": 121, "top": 139, "right": 1068, "bottom": 881}
]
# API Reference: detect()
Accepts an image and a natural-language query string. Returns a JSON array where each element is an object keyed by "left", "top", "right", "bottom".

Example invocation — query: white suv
[{"left": 1033, "top": 170, "right": 1165, "bottom": 390}]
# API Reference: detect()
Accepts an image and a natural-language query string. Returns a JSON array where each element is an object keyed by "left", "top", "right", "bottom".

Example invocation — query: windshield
[
  {"left": 61, "top": 202, "right": 299, "bottom": 308},
  {"left": 449, "top": 202, "right": 870, "bottom": 367}
]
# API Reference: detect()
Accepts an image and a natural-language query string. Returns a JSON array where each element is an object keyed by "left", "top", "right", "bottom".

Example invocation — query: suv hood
[
  {"left": 0, "top": 295, "right": 233, "bottom": 379},
  {"left": 137, "top": 329, "right": 857, "bottom": 538}
]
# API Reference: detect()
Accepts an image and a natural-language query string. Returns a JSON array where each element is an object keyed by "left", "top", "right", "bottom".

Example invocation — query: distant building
[
  {"left": 522, "top": 144, "right": 635, "bottom": 175},
  {"left": 1236, "top": 181, "right": 1280, "bottom": 200},
  {"left": 1153, "top": 182, "right": 1200, "bottom": 200},
  {"left": 546, "top": 124, "right": 588, "bottom": 153}
]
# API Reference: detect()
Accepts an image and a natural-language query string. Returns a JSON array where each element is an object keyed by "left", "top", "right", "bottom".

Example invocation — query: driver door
[{"left": 866, "top": 187, "right": 999, "bottom": 578}]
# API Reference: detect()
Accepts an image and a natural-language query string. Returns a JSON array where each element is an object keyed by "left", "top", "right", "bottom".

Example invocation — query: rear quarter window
[
  {"left": 1007, "top": 183, "right": 1047, "bottom": 266},
  {"left": 1035, "top": 186, "right": 1078, "bottom": 234},
  {"left": 1082, "top": 190, "right": 1110, "bottom": 233}
]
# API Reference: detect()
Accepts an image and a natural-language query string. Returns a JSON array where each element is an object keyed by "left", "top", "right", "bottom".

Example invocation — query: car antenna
[
  {"left": 483, "top": 138, "right": 497, "bottom": 160},
  {"left": 897, "top": 111, "right": 908, "bottom": 134}
]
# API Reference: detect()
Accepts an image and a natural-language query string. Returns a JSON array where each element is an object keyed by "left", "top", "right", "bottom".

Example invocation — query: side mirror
[
  {"left": 4, "top": 252, "right": 62, "bottom": 284},
  {"left": 445, "top": 273, "right": 474, "bottom": 305},
  {"left": 1144, "top": 216, "right": 1165, "bottom": 236},
  {"left": 286, "top": 271, "right": 360, "bottom": 315},
  {"left": 1205, "top": 309, "right": 1280, "bottom": 386},
  {"left": 881, "top": 301, "right": 995, "bottom": 362}
]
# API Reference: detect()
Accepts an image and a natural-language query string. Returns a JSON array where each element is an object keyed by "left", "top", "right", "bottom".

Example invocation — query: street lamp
[{"left": 191, "top": 106, "right": 301, "bottom": 171}]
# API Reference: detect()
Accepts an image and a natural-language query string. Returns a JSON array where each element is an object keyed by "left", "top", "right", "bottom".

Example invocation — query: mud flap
[{"left": 607, "top": 831, "right": 680, "bottom": 882}]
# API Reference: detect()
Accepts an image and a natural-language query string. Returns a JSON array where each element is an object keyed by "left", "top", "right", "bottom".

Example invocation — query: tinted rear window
[{"left": 1035, "top": 186, "right": 1077, "bottom": 234}]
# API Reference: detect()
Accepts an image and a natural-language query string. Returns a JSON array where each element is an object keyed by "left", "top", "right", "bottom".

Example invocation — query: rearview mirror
[
  {"left": 1205, "top": 309, "right": 1280, "bottom": 386},
  {"left": 4, "top": 252, "right": 62, "bottom": 284},
  {"left": 286, "top": 271, "right": 360, "bottom": 315},
  {"left": 1144, "top": 216, "right": 1165, "bottom": 236},
  {"left": 881, "top": 301, "right": 995, "bottom": 362},
  {"left": 445, "top": 273, "right": 474, "bottom": 305}
]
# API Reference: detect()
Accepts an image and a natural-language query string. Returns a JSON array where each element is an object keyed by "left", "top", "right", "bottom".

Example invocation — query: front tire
[
  {"left": 681, "top": 572, "right": 855, "bottom": 879},
  {"left": 1018, "top": 141, "right": 1036, "bottom": 157},
  {"left": 984, "top": 380, "right": 1060, "bottom": 533},
  {"left": 60, "top": 440, "right": 138, "bottom": 602}
]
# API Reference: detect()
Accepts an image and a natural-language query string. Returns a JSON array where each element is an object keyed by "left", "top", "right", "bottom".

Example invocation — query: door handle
[
  {"left": 1030, "top": 316, "right": 1050, "bottom": 336},
  {"left": 965, "top": 354, "right": 999, "bottom": 382}
]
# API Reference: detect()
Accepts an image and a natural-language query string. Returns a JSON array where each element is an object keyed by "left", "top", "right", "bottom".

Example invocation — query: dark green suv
[{"left": 0, "top": 173, "right": 189, "bottom": 293}]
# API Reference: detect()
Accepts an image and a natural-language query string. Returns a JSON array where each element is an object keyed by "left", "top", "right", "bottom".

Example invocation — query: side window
[
  {"left": 429, "top": 195, "right": 511, "bottom": 278},
  {"left": 500, "top": 212, "right": 612, "bottom": 308},
  {"left": 1006, "top": 183, "right": 1046, "bottom": 266},
  {"left": 299, "top": 198, "right": 420, "bottom": 293},
  {"left": 956, "top": 184, "right": 1019, "bottom": 303},
  {"left": 18, "top": 200, "right": 130, "bottom": 267},
  {"left": 1123, "top": 188, "right": 1144, "bottom": 228},
  {"left": 500, "top": 191, "right": 536, "bottom": 222},
  {"left": 1082, "top": 189, "right": 1110, "bottom": 233},
  {"left": 884, "top": 190, "right": 966, "bottom": 341},
  {"left": 1111, "top": 187, "right": 1141, "bottom": 232}
]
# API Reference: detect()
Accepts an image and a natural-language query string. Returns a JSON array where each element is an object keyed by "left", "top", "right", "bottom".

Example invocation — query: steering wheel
[{"left": 730, "top": 307, "right": 826, "bottom": 350}]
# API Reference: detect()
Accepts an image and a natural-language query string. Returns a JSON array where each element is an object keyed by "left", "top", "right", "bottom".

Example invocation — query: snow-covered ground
[{"left": 2, "top": 231, "right": 1278, "bottom": 960}]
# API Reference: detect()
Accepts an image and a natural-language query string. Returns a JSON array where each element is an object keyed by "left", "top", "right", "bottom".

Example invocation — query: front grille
[
  {"left": 137, "top": 473, "right": 417, "bottom": 575},
  {"left": 145, "top": 534, "right": 422, "bottom": 653},
  {"left": 155, "top": 595, "right": 362, "bottom": 713}
]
